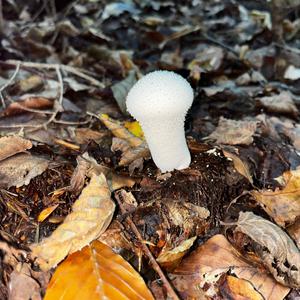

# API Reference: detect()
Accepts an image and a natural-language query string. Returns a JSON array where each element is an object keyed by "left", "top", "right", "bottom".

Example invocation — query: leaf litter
[{"left": 1, "top": 0, "right": 300, "bottom": 299}]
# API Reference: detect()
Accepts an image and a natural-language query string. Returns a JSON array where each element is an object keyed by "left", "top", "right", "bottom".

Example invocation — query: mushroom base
[{"left": 141, "top": 119, "right": 191, "bottom": 173}]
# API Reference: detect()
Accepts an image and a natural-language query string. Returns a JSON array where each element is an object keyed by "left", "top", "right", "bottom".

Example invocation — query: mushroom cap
[{"left": 126, "top": 70, "right": 193, "bottom": 121}]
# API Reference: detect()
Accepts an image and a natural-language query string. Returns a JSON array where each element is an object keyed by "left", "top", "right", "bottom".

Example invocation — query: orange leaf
[
  {"left": 220, "top": 275, "right": 264, "bottom": 300},
  {"left": 45, "top": 241, "right": 154, "bottom": 300}
]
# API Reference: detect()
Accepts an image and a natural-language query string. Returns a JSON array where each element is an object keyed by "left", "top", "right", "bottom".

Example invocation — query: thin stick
[
  {"left": 0, "top": 0, "right": 3, "bottom": 34},
  {"left": 115, "top": 191, "right": 180, "bottom": 300},
  {"left": 2, "top": 60, "right": 105, "bottom": 88},
  {"left": 0, "top": 62, "right": 21, "bottom": 108},
  {"left": 0, "top": 65, "right": 63, "bottom": 130},
  {"left": 40, "top": 65, "right": 64, "bottom": 128}
]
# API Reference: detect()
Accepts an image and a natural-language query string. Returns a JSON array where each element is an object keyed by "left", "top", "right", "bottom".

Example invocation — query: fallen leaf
[
  {"left": 44, "top": 241, "right": 154, "bottom": 300},
  {"left": 124, "top": 121, "right": 144, "bottom": 138},
  {"left": 156, "top": 236, "right": 197, "bottom": 271},
  {"left": 252, "top": 169, "right": 300, "bottom": 226},
  {"left": 99, "top": 220, "right": 134, "bottom": 252},
  {"left": 288, "top": 219, "right": 300, "bottom": 248},
  {"left": 171, "top": 234, "right": 289, "bottom": 300},
  {"left": 223, "top": 150, "right": 253, "bottom": 184},
  {"left": 284, "top": 65, "right": 300, "bottom": 80},
  {"left": 100, "top": 114, "right": 150, "bottom": 166},
  {"left": 205, "top": 117, "right": 258, "bottom": 145},
  {"left": 111, "top": 70, "right": 137, "bottom": 114},
  {"left": 99, "top": 114, "right": 144, "bottom": 147},
  {"left": 68, "top": 155, "right": 89, "bottom": 195},
  {"left": 53, "top": 138, "right": 80, "bottom": 150},
  {"left": 8, "top": 263, "right": 42, "bottom": 300},
  {"left": 64, "top": 77, "right": 90, "bottom": 91},
  {"left": 82, "top": 153, "right": 137, "bottom": 191},
  {"left": 234, "top": 211, "right": 300, "bottom": 288},
  {"left": 74, "top": 128, "right": 106, "bottom": 144},
  {"left": 257, "top": 91, "right": 298, "bottom": 115},
  {"left": 2, "top": 97, "right": 53, "bottom": 116},
  {"left": 0, "top": 153, "right": 49, "bottom": 188},
  {"left": 38, "top": 205, "right": 59, "bottom": 223},
  {"left": 188, "top": 46, "right": 224, "bottom": 73},
  {"left": 31, "top": 174, "right": 115, "bottom": 270},
  {"left": 219, "top": 275, "right": 264, "bottom": 300},
  {"left": 12, "top": 74, "right": 43, "bottom": 94},
  {"left": 0, "top": 135, "right": 32, "bottom": 162}
]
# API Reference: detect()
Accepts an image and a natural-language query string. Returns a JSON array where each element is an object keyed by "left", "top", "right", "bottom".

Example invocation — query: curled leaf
[
  {"left": 235, "top": 211, "right": 300, "bottom": 288},
  {"left": 31, "top": 174, "right": 115, "bottom": 270}
]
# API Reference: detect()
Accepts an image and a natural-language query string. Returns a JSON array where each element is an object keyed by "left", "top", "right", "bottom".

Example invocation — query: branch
[
  {"left": 2, "top": 60, "right": 105, "bottom": 89},
  {"left": 115, "top": 190, "right": 180, "bottom": 300}
]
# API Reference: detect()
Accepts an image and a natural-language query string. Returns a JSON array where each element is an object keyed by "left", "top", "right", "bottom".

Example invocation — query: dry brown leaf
[
  {"left": 0, "top": 153, "right": 49, "bottom": 188},
  {"left": 257, "top": 91, "right": 298, "bottom": 115},
  {"left": 82, "top": 153, "right": 137, "bottom": 190},
  {"left": 156, "top": 236, "right": 197, "bottom": 271},
  {"left": 219, "top": 275, "right": 264, "bottom": 300},
  {"left": 288, "top": 219, "right": 300, "bottom": 248},
  {"left": 223, "top": 150, "right": 253, "bottom": 184},
  {"left": 74, "top": 128, "right": 106, "bottom": 144},
  {"left": 205, "top": 117, "right": 258, "bottom": 145},
  {"left": 68, "top": 155, "right": 89, "bottom": 195},
  {"left": 111, "top": 137, "right": 131, "bottom": 154},
  {"left": 44, "top": 241, "right": 154, "bottom": 300},
  {"left": 120, "top": 144, "right": 150, "bottom": 167},
  {"left": 171, "top": 234, "right": 289, "bottom": 300},
  {"left": 235, "top": 211, "right": 300, "bottom": 288},
  {"left": 99, "top": 220, "right": 134, "bottom": 252},
  {"left": 2, "top": 97, "right": 53, "bottom": 116},
  {"left": 0, "top": 135, "right": 32, "bottom": 162},
  {"left": 252, "top": 169, "right": 300, "bottom": 226},
  {"left": 31, "top": 174, "right": 115, "bottom": 270},
  {"left": 8, "top": 263, "right": 42, "bottom": 300}
]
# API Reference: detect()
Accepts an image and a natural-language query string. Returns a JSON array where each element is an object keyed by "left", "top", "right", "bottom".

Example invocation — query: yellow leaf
[
  {"left": 31, "top": 174, "right": 115, "bottom": 270},
  {"left": 38, "top": 204, "right": 59, "bottom": 223},
  {"left": 44, "top": 241, "right": 154, "bottom": 300},
  {"left": 99, "top": 114, "right": 150, "bottom": 166},
  {"left": 252, "top": 169, "right": 300, "bottom": 226},
  {"left": 124, "top": 121, "right": 144, "bottom": 138},
  {"left": 98, "top": 114, "right": 143, "bottom": 147}
]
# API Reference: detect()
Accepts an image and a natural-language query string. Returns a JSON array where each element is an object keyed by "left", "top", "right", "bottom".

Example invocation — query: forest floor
[{"left": 1, "top": 0, "right": 300, "bottom": 299}]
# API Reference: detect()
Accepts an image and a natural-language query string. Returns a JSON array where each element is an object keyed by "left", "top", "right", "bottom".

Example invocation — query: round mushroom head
[{"left": 126, "top": 70, "right": 193, "bottom": 122}]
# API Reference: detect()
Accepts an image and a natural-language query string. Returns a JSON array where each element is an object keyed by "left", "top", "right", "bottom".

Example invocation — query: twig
[
  {"left": 115, "top": 190, "right": 180, "bottom": 300},
  {"left": 0, "top": 65, "right": 63, "bottom": 130},
  {"left": 0, "top": 0, "right": 3, "bottom": 33},
  {"left": 39, "top": 65, "right": 64, "bottom": 129},
  {"left": 201, "top": 33, "right": 239, "bottom": 58},
  {"left": 0, "top": 62, "right": 21, "bottom": 108},
  {"left": 274, "top": 42, "right": 300, "bottom": 54},
  {"left": 3, "top": 60, "right": 105, "bottom": 89},
  {"left": 53, "top": 117, "right": 92, "bottom": 125}
]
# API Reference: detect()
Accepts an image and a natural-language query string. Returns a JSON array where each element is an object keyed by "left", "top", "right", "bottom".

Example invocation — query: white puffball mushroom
[{"left": 126, "top": 70, "right": 194, "bottom": 172}]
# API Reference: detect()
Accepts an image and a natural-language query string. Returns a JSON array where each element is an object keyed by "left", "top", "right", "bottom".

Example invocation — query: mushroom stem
[{"left": 141, "top": 118, "right": 190, "bottom": 172}]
